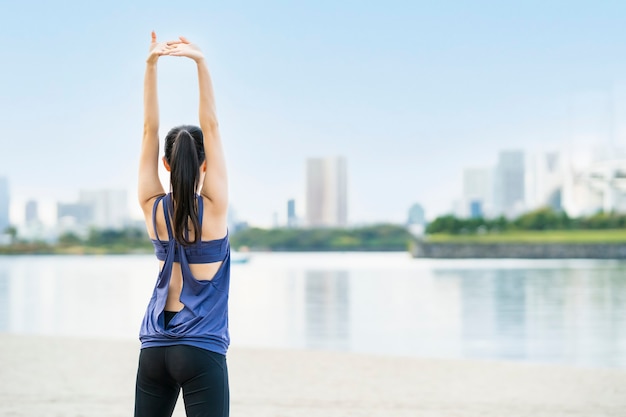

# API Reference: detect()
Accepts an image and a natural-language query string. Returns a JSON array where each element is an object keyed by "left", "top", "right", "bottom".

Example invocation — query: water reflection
[
  {"left": 434, "top": 264, "right": 626, "bottom": 368},
  {"left": 0, "top": 256, "right": 157, "bottom": 339},
  {"left": 2, "top": 254, "right": 626, "bottom": 369},
  {"left": 493, "top": 270, "right": 527, "bottom": 360},
  {"left": 304, "top": 270, "right": 350, "bottom": 350}
]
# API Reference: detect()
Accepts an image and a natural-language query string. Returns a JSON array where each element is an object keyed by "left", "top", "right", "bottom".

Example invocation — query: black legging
[{"left": 134, "top": 345, "right": 229, "bottom": 417}]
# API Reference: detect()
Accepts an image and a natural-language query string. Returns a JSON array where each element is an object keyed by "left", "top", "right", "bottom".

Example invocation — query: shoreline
[
  {"left": 1, "top": 333, "right": 625, "bottom": 417},
  {"left": 412, "top": 240, "right": 626, "bottom": 259}
]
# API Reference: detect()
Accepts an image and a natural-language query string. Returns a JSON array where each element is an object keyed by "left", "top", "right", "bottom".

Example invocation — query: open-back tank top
[{"left": 139, "top": 193, "right": 230, "bottom": 355}]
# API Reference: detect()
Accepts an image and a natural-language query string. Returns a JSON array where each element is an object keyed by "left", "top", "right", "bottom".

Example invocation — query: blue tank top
[{"left": 139, "top": 193, "right": 230, "bottom": 355}]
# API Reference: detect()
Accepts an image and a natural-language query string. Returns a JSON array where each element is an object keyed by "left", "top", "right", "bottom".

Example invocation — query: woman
[{"left": 135, "top": 32, "right": 230, "bottom": 417}]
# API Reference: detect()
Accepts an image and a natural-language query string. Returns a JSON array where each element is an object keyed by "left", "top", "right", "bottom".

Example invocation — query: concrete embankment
[{"left": 411, "top": 241, "right": 626, "bottom": 259}]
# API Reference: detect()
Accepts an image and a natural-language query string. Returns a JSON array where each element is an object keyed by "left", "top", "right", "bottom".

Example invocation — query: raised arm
[
  {"left": 138, "top": 32, "right": 167, "bottom": 212},
  {"left": 167, "top": 37, "right": 228, "bottom": 215}
]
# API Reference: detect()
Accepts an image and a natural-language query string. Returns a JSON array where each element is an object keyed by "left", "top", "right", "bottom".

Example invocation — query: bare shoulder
[
  {"left": 141, "top": 194, "right": 167, "bottom": 240},
  {"left": 140, "top": 194, "right": 166, "bottom": 217}
]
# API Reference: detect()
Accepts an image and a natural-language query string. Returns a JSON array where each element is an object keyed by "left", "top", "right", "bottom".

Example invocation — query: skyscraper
[
  {"left": 525, "top": 151, "right": 563, "bottom": 211},
  {"left": 57, "top": 202, "right": 93, "bottom": 226},
  {"left": 57, "top": 189, "right": 129, "bottom": 230},
  {"left": 407, "top": 203, "right": 425, "bottom": 226},
  {"left": 494, "top": 151, "right": 525, "bottom": 218},
  {"left": 77, "top": 189, "right": 129, "bottom": 229},
  {"left": 0, "top": 177, "right": 9, "bottom": 233},
  {"left": 25, "top": 200, "right": 39, "bottom": 224},
  {"left": 463, "top": 168, "right": 492, "bottom": 218},
  {"left": 287, "top": 199, "right": 297, "bottom": 228},
  {"left": 306, "top": 157, "right": 348, "bottom": 227},
  {"left": 406, "top": 203, "right": 426, "bottom": 236}
]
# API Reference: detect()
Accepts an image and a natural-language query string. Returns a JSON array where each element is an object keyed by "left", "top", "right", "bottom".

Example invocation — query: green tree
[
  {"left": 58, "top": 232, "right": 83, "bottom": 245},
  {"left": 3, "top": 225, "right": 17, "bottom": 239},
  {"left": 513, "top": 207, "right": 569, "bottom": 230}
]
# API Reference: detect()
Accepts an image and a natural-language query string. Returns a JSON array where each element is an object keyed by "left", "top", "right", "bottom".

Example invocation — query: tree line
[
  {"left": 425, "top": 207, "right": 626, "bottom": 235},
  {"left": 230, "top": 224, "right": 412, "bottom": 251},
  {"left": 4, "top": 207, "right": 623, "bottom": 254},
  {"left": 1, "top": 227, "right": 153, "bottom": 254}
]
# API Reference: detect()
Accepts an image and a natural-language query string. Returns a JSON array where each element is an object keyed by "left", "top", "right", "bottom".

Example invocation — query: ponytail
[{"left": 169, "top": 129, "right": 201, "bottom": 245}]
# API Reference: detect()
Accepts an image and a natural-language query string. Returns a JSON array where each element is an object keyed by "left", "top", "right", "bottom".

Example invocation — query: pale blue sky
[{"left": 2, "top": 0, "right": 626, "bottom": 226}]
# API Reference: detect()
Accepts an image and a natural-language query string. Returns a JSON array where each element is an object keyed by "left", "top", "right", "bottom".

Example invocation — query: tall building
[
  {"left": 20, "top": 200, "right": 47, "bottom": 242},
  {"left": 407, "top": 203, "right": 425, "bottom": 226},
  {"left": 287, "top": 199, "right": 297, "bottom": 228},
  {"left": 306, "top": 157, "right": 348, "bottom": 227},
  {"left": 494, "top": 151, "right": 525, "bottom": 218},
  {"left": 406, "top": 203, "right": 426, "bottom": 236},
  {"left": 562, "top": 157, "right": 626, "bottom": 216},
  {"left": 58, "top": 189, "right": 129, "bottom": 230},
  {"left": 227, "top": 206, "right": 248, "bottom": 234},
  {"left": 462, "top": 168, "right": 492, "bottom": 218},
  {"left": 525, "top": 151, "right": 563, "bottom": 211},
  {"left": 25, "top": 200, "right": 39, "bottom": 224},
  {"left": 0, "top": 177, "right": 9, "bottom": 233},
  {"left": 79, "top": 189, "right": 129, "bottom": 229},
  {"left": 57, "top": 202, "right": 93, "bottom": 226}
]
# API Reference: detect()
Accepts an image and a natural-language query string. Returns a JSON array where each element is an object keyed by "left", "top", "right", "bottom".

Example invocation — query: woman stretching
[{"left": 135, "top": 32, "right": 230, "bottom": 417}]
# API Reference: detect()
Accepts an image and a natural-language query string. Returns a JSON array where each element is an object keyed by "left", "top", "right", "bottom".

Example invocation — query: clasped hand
[{"left": 147, "top": 31, "right": 204, "bottom": 64}]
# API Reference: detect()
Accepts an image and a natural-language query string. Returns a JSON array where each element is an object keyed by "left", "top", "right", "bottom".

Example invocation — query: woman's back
[
  {"left": 140, "top": 191, "right": 231, "bottom": 352},
  {"left": 146, "top": 193, "right": 228, "bottom": 311}
]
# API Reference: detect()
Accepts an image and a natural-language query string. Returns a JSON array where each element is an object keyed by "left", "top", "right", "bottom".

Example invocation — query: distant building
[
  {"left": 272, "top": 211, "right": 279, "bottom": 228},
  {"left": 287, "top": 199, "right": 297, "bottom": 228},
  {"left": 469, "top": 200, "right": 483, "bottom": 218},
  {"left": 57, "top": 202, "right": 93, "bottom": 226},
  {"left": 306, "top": 157, "right": 348, "bottom": 227},
  {"left": 19, "top": 200, "right": 48, "bottom": 242},
  {"left": 407, "top": 203, "right": 426, "bottom": 236},
  {"left": 562, "top": 157, "right": 626, "bottom": 216},
  {"left": 0, "top": 177, "right": 8, "bottom": 232},
  {"left": 525, "top": 151, "right": 563, "bottom": 211},
  {"left": 227, "top": 206, "right": 248, "bottom": 234},
  {"left": 407, "top": 203, "right": 425, "bottom": 225},
  {"left": 463, "top": 168, "right": 492, "bottom": 218},
  {"left": 57, "top": 189, "right": 129, "bottom": 230},
  {"left": 25, "top": 200, "right": 39, "bottom": 224},
  {"left": 494, "top": 151, "right": 525, "bottom": 218},
  {"left": 79, "top": 189, "right": 129, "bottom": 230}
]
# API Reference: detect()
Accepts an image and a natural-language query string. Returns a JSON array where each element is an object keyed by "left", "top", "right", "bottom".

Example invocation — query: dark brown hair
[{"left": 164, "top": 125, "right": 205, "bottom": 245}]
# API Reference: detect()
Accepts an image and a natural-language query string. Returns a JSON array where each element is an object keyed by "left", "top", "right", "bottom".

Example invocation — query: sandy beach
[{"left": 1, "top": 334, "right": 625, "bottom": 417}]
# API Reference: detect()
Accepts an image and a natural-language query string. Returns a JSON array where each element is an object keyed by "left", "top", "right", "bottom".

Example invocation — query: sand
[{"left": 0, "top": 334, "right": 625, "bottom": 417}]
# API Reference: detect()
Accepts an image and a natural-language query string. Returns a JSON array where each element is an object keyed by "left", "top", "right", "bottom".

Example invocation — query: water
[{"left": 0, "top": 252, "right": 625, "bottom": 369}]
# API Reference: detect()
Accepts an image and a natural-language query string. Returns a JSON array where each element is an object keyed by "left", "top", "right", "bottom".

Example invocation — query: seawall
[{"left": 411, "top": 241, "right": 626, "bottom": 259}]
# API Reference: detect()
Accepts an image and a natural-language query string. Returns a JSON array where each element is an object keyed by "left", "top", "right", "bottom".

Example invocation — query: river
[{"left": 0, "top": 252, "right": 624, "bottom": 369}]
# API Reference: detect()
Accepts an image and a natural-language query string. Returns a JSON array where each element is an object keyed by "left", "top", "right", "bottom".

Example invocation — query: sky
[{"left": 2, "top": 0, "right": 626, "bottom": 227}]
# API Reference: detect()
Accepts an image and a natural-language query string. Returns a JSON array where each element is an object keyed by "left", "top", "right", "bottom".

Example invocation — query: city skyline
[
  {"left": 3, "top": 1, "right": 626, "bottom": 227},
  {"left": 4, "top": 138, "right": 624, "bottom": 236}
]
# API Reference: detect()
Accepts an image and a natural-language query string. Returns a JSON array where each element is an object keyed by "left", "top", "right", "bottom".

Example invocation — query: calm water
[{"left": 0, "top": 252, "right": 625, "bottom": 369}]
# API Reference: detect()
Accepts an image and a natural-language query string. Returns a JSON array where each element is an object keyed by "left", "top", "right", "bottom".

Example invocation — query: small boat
[{"left": 231, "top": 251, "right": 251, "bottom": 264}]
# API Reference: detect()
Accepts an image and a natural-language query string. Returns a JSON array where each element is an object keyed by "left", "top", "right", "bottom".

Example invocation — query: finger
[
  {"left": 166, "top": 40, "right": 183, "bottom": 46},
  {"left": 179, "top": 36, "right": 190, "bottom": 44},
  {"left": 151, "top": 31, "right": 157, "bottom": 43}
]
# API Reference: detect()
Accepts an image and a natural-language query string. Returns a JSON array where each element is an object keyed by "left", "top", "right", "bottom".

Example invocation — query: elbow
[
  {"left": 143, "top": 121, "right": 159, "bottom": 137},
  {"left": 201, "top": 116, "right": 219, "bottom": 131}
]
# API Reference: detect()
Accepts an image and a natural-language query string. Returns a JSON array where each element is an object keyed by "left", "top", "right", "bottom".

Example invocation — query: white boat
[{"left": 231, "top": 251, "right": 251, "bottom": 264}]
